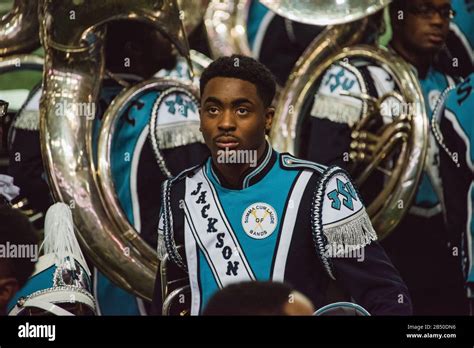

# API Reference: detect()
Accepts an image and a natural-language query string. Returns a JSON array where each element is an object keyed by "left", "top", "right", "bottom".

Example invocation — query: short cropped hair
[
  {"left": 199, "top": 54, "right": 277, "bottom": 107},
  {"left": 202, "top": 281, "right": 293, "bottom": 315}
]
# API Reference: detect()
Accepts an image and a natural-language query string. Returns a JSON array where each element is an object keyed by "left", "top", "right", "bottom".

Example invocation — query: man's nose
[
  {"left": 430, "top": 11, "right": 446, "bottom": 26},
  {"left": 218, "top": 109, "right": 237, "bottom": 132}
]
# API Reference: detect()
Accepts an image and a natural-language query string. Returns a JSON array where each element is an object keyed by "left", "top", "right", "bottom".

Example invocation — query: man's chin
[{"left": 418, "top": 42, "right": 445, "bottom": 55}]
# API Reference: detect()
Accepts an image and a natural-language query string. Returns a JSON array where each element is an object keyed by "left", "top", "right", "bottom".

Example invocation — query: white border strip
[
  {"left": 184, "top": 223, "right": 202, "bottom": 316},
  {"left": 272, "top": 170, "right": 313, "bottom": 281}
]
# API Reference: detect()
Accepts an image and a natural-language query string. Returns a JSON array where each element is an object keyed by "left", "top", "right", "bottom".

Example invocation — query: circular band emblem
[{"left": 241, "top": 203, "right": 278, "bottom": 239}]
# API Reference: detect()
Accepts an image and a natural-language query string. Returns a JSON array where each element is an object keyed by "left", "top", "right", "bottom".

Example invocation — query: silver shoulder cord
[
  {"left": 161, "top": 178, "right": 187, "bottom": 271},
  {"left": 430, "top": 85, "right": 460, "bottom": 168}
]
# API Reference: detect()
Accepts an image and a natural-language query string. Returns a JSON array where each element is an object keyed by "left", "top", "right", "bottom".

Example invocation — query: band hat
[{"left": 8, "top": 203, "right": 96, "bottom": 315}]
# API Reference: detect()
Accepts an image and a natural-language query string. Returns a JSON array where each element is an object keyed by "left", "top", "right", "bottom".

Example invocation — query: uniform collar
[
  {"left": 208, "top": 142, "right": 276, "bottom": 190},
  {"left": 387, "top": 43, "right": 440, "bottom": 79}
]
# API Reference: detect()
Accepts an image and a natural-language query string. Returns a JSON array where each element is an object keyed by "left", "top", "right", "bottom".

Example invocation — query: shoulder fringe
[
  {"left": 154, "top": 122, "right": 204, "bottom": 149},
  {"left": 323, "top": 209, "right": 377, "bottom": 248},
  {"left": 310, "top": 94, "right": 361, "bottom": 127}
]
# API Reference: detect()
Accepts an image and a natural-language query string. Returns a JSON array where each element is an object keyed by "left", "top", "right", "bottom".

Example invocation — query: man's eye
[
  {"left": 412, "top": 4, "right": 431, "bottom": 15},
  {"left": 207, "top": 107, "right": 219, "bottom": 115},
  {"left": 236, "top": 107, "right": 249, "bottom": 116}
]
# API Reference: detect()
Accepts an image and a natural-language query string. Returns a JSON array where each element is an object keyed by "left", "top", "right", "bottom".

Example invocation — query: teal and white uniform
[
  {"left": 413, "top": 66, "right": 456, "bottom": 217},
  {"left": 304, "top": 54, "right": 467, "bottom": 314},
  {"left": 436, "top": 73, "right": 474, "bottom": 299},
  {"left": 151, "top": 145, "right": 412, "bottom": 315}
]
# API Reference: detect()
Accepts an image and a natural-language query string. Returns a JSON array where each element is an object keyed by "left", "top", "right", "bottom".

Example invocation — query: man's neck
[
  {"left": 390, "top": 40, "right": 432, "bottom": 77},
  {"left": 211, "top": 142, "right": 268, "bottom": 189}
]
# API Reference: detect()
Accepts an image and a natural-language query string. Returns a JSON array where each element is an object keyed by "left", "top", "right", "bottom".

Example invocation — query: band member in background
[
  {"left": 384, "top": 0, "right": 467, "bottom": 315},
  {"left": 7, "top": 21, "right": 209, "bottom": 315},
  {"left": 303, "top": 0, "right": 467, "bottom": 314},
  {"left": 151, "top": 55, "right": 412, "bottom": 316},
  {"left": 435, "top": 73, "right": 474, "bottom": 314}
]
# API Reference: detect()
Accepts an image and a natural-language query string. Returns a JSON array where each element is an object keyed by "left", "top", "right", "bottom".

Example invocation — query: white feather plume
[{"left": 40, "top": 202, "right": 90, "bottom": 275}]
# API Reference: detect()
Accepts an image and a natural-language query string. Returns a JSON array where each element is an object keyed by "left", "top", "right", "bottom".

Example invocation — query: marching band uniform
[
  {"left": 8, "top": 203, "right": 97, "bottom": 316},
  {"left": 151, "top": 143, "right": 412, "bottom": 315},
  {"left": 436, "top": 73, "right": 474, "bottom": 310},
  {"left": 302, "top": 54, "right": 466, "bottom": 314}
]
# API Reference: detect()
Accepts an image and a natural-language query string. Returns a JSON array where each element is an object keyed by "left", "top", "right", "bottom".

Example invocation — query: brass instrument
[
  {"left": 260, "top": 0, "right": 391, "bottom": 26},
  {"left": 178, "top": 0, "right": 210, "bottom": 35},
  {"left": 160, "top": 246, "right": 190, "bottom": 315},
  {"left": 96, "top": 78, "right": 202, "bottom": 309},
  {"left": 204, "top": 0, "right": 252, "bottom": 58},
  {"left": 39, "top": 0, "right": 193, "bottom": 302},
  {"left": 268, "top": 0, "right": 428, "bottom": 239},
  {"left": 2, "top": 0, "right": 210, "bottom": 311},
  {"left": 0, "top": 0, "right": 40, "bottom": 55}
]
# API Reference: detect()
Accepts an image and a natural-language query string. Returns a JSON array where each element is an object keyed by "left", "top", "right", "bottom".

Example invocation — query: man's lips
[
  {"left": 215, "top": 136, "right": 240, "bottom": 149},
  {"left": 426, "top": 33, "right": 445, "bottom": 43}
]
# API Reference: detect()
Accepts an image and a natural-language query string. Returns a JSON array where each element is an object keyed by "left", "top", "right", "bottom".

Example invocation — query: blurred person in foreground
[{"left": 203, "top": 281, "right": 314, "bottom": 316}]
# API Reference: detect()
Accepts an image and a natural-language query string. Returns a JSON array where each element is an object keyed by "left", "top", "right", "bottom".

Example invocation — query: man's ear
[
  {"left": 265, "top": 107, "right": 275, "bottom": 134},
  {"left": 0, "top": 278, "right": 19, "bottom": 308},
  {"left": 198, "top": 106, "right": 202, "bottom": 132}
]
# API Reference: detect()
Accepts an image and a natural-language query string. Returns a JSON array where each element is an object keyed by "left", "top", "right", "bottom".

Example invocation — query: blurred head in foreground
[{"left": 202, "top": 281, "right": 314, "bottom": 316}]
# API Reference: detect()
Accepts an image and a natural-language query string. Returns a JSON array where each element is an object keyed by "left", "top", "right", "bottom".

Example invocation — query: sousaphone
[
  {"left": 204, "top": 0, "right": 252, "bottom": 58},
  {"left": 39, "top": 0, "right": 206, "bottom": 302},
  {"left": 265, "top": 0, "right": 428, "bottom": 239}
]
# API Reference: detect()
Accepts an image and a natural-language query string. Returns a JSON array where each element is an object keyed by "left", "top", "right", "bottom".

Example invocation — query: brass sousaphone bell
[
  {"left": 266, "top": 0, "right": 428, "bottom": 239},
  {"left": 39, "top": 0, "right": 203, "bottom": 302},
  {"left": 204, "top": 0, "right": 252, "bottom": 58}
]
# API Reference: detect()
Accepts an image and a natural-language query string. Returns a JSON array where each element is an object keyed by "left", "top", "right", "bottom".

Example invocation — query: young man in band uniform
[{"left": 151, "top": 55, "right": 412, "bottom": 315}]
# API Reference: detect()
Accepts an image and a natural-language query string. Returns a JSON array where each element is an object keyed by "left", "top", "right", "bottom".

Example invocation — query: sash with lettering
[{"left": 183, "top": 168, "right": 256, "bottom": 315}]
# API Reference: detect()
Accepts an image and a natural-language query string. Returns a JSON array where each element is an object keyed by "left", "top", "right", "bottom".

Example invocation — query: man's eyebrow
[
  {"left": 231, "top": 98, "right": 254, "bottom": 107},
  {"left": 202, "top": 97, "right": 255, "bottom": 106},
  {"left": 203, "top": 96, "right": 223, "bottom": 105}
]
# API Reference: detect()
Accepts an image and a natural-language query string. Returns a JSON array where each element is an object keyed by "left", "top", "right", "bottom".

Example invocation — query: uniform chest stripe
[{"left": 271, "top": 170, "right": 313, "bottom": 281}]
